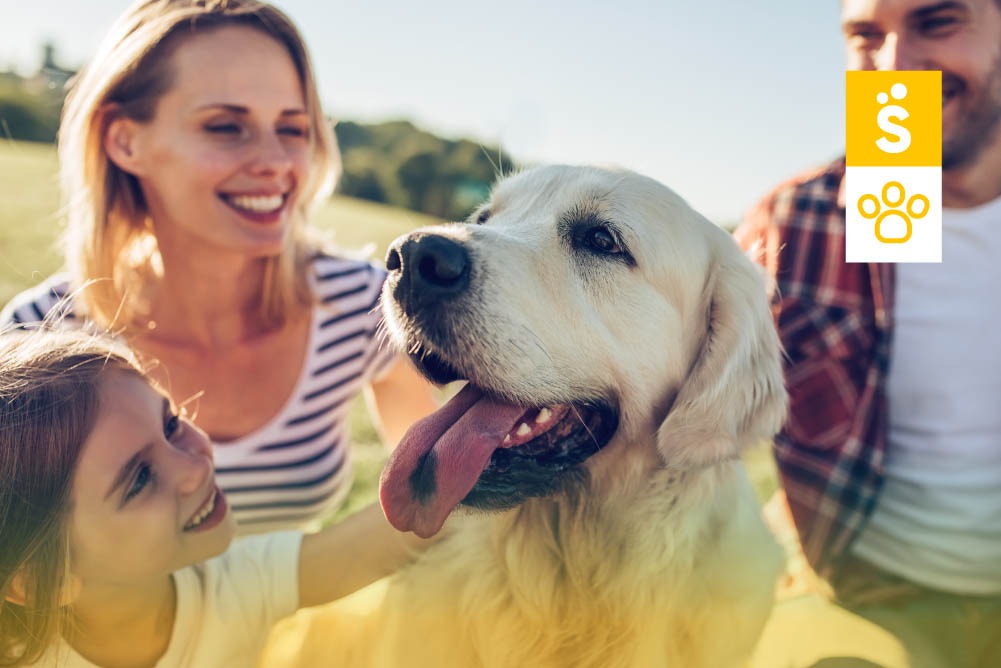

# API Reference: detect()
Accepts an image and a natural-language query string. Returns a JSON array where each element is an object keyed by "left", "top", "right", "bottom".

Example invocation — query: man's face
[{"left": 842, "top": 0, "right": 1001, "bottom": 170}]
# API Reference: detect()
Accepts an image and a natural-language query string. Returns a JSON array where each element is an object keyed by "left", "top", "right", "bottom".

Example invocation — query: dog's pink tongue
[{"left": 380, "top": 384, "right": 525, "bottom": 538}]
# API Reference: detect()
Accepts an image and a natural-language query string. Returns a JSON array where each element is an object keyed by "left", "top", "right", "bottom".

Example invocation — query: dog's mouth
[
  {"left": 379, "top": 352, "right": 618, "bottom": 538},
  {"left": 410, "top": 346, "right": 464, "bottom": 385}
]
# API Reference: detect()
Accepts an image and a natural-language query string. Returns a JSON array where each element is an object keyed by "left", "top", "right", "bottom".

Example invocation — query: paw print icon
[{"left": 858, "top": 181, "right": 929, "bottom": 244}]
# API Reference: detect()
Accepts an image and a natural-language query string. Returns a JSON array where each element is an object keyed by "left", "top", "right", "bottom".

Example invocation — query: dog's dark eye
[
  {"left": 566, "top": 216, "right": 634, "bottom": 266},
  {"left": 585, "top": 227, "right": 623, "bottom": 255},
  {"left": 475, "top": 208, "right": 491, "bottom": 225}
]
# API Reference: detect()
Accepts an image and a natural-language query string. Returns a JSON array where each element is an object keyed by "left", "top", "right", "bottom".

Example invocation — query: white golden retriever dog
[{"left": 263, "top": 165, "right": 787, "bottom": 668}]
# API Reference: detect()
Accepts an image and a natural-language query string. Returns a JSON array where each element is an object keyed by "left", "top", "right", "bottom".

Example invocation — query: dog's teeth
[
  {"left": 536, "top": 408, "right": 552, "bottom": 424},
  {"left": 516, "top": 423, "right": 532, "bottom": 437},
  {"left": 503, "top": 434, "right": 512, "bottom": 445}
]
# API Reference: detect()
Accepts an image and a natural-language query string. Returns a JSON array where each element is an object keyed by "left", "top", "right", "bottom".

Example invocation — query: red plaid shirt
[{"left": 735, "top": 157, "right": 895, "bottom": 579}]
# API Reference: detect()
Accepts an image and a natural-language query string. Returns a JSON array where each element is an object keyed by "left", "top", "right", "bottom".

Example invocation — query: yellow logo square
[{"left": 846, "top": 70, "right": 941, "bottom": 167}]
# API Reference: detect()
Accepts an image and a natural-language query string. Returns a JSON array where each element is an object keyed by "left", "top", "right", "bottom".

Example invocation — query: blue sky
[{"left": 1, "top": 1, "right": 848, "bottom": 224}]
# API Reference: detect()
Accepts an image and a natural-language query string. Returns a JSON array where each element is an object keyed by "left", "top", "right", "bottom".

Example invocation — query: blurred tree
[
  {"left": 332, "top": 119, "right": 517, "bottom": 219},
  {"left": 0, "top": 55, "right": 519, "bottom": 218},
  {"left": 397, "top": 150, "right": 439, "bottom": 212},
  {"left": 0, "top": 85, "right": 62, "bottom": 143}
]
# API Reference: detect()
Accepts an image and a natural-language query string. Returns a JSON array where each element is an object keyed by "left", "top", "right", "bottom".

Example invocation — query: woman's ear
[
  {"left": 3, "top": 569, "right": 82, "bottom": 607},
  {"left": 104, "top": 109, "right": 146, "bottom": 177}
]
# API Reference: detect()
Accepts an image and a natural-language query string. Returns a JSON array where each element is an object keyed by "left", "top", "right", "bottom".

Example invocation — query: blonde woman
[{"left": 1, "top": 0, "right": 437, "bottom": 534}]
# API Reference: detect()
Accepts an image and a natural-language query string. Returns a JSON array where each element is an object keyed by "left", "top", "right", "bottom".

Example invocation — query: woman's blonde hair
[
  {"left": 0, "top": 329, "right": 143, "bottom": 666},
  {"left": 59, "top": 0, "right": 339, "bottom": 331}
]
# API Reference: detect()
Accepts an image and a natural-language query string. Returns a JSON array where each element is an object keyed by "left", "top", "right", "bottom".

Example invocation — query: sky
[{"left": 1, "top": 1, "right": 849, "bottom": 225}]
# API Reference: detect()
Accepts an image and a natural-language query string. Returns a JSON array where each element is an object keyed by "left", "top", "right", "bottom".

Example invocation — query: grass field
[{"left": 0, "top": 139, "right": 777, "bottom": 517}]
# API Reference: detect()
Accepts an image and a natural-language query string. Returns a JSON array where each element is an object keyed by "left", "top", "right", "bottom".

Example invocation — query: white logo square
[{"left": 845, "top": 166, "right": 942, "bottom": 263}]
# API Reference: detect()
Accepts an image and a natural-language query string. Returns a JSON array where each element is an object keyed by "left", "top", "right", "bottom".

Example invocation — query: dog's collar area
[{"left": 661, "top": 451, "right": 742, "bottom": 475}]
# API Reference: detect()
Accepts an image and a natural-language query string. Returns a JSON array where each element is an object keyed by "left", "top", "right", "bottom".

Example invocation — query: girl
[
  {"left": 1, "top": 0, "right": 437, "bottom": 533},
  {"left": 0, "top": 329, "right": 432, "bottom": 667}
]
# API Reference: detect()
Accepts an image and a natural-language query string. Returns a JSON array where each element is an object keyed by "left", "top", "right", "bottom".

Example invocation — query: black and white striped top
[{"left": 0, "top": 254, "right": 397, "bottom": 534}]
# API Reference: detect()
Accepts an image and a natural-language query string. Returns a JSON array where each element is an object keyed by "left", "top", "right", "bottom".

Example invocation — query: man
[{"left": 739, "top": 1, "right": 1001, "bottom": 666}]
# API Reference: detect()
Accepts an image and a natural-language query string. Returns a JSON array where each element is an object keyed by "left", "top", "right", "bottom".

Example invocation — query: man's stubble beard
[{"left": 943, "top": 51, "right": 1001, "bottom": 171}]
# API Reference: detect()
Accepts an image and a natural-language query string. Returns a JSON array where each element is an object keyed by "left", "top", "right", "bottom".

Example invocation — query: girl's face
[
  {"left": 109, "top": 25, "right": 312, "bottom": 259},
  {"left": 69, "top": 370, "right": 235, "bottom": 588}
]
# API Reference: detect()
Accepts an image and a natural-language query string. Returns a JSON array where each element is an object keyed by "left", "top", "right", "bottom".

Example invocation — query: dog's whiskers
[
  {"left": 515, "top": 326, "right": 554, "bottom": 366},
  {"left": 479, "top": 144, "right": 502, "bottom": 181},
  {"left": 374, "top": 319, "right": 393, "bottom": 348},
  {"left": 570, "top": 405, "right": 602, "bottom": 450}
]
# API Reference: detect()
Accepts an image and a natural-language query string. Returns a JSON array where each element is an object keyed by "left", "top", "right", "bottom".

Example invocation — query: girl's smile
[
  {"left": 70, "top": 370, "right": 236, "bottom": 587},
  {"left": 182, "top": 485, "right": 229, "bottom": 532}
]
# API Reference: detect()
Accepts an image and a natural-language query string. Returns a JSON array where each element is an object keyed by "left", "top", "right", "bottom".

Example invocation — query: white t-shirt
[
  {"left": 852, "top": 195, "right": 1001, "bottom": 594},
  {"left": 38, "top": 531, "right": 303, "bottom": 668}
]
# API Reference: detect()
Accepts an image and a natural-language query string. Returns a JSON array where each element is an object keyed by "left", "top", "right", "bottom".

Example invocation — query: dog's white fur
[{"left": 262, "top": 165, "right": 787, "bottom": 668}]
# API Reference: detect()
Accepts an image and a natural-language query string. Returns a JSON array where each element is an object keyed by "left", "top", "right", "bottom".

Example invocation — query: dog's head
[{"left": 379, "top": 165, "right": 786, "bottom": 537}]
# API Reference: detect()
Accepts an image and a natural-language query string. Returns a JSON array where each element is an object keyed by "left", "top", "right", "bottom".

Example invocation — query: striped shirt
[
  {"left": 734, "top": 157, "right": 894, "bottom": 580},
  {"left": 0, "top": 254, "right": 397, "bottom": 534}
]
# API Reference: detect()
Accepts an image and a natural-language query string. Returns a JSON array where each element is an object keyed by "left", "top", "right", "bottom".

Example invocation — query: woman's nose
[{"left": 249, "top": 131, "right": 295, "bottom": 176}]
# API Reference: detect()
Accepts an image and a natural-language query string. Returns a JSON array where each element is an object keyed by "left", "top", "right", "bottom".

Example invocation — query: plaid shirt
[{"left": 734, "top": 157, "right": 895, "bottom": 580}]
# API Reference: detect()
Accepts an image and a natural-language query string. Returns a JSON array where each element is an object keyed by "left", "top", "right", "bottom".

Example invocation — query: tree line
[{"left": 0, "top": 79, "right": 517, "bottom": 221}]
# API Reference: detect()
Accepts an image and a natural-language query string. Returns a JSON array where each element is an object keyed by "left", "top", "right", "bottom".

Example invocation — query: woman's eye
[
  {"left": 278, "top": 126, "right": 309, "bottom": 138},
  {"left": 205, "top": 123, "right": 242, "bottom": 135},
  {"left": 125, "top": 463, "right": 153, "bottom": 502},
  {"left": 586, "top": 227, "right": 622, "bottom": 254}
]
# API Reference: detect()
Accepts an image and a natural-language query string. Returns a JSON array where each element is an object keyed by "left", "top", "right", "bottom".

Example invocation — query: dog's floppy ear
[{"left": 657, "top": 247, "right": 787, "bottom": 470}]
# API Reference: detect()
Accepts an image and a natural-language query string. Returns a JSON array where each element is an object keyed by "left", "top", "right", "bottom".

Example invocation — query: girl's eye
[
  {"left": 124, "top": 463, "right": 152, "bottom": 502},
  {"left": 164, "top": 414, "right": 181, "bottom": 440}
]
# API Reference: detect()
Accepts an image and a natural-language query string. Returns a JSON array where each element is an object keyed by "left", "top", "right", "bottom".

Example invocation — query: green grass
[
  {"left": 0, "top": 140, "right": 64, "bottom": 304},
  {"left": 0, "top": 139, "right": 777, "bottom": 519}
]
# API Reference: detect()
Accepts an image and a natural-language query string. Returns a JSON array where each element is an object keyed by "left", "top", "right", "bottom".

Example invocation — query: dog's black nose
[{"left": 386, "top": 233, "right": 470, "bottom": 313}]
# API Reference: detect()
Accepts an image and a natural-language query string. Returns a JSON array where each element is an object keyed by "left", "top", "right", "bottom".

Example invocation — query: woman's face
[
  {"left": 110, "top": 25, "right": 313, "bottom": 259},
  {"left": 69, "top": 369, "right": 235, "bottom": 588}
]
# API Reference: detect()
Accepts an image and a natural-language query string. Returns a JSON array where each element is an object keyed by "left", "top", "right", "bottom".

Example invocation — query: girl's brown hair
[
  {"left": 59, "top": 0, "right": 339, "bottom": 331},
  {"left": 0, "top": 330, "right": 142, "bottom": 666}
]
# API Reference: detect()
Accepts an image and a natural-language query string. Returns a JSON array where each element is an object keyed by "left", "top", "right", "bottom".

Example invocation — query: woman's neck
[
  {"left": 67, "top": 576, "right": 176, "bottom": 668},
  {"left": 142, "top": 248, "right": 273, "bottom": 349}
]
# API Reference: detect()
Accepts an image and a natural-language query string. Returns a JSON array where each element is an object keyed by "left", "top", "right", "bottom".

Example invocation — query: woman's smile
[{"left": 219, "top": 191, "right": 291, "bottom": 225}]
